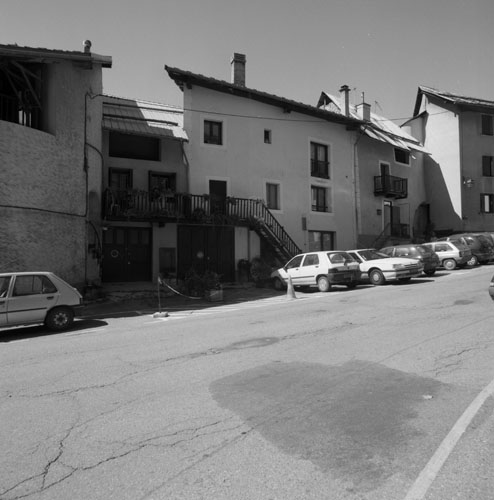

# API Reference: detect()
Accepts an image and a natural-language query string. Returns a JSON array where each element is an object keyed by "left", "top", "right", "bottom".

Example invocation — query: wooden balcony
[
  {"left": 374, "top": 174, "right": 408, "bottom": 199},
  {"left": 102, "top": 189, "right": 301, "bottom": 258}
]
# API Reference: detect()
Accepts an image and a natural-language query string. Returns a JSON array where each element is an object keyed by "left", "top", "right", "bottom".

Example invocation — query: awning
[
  {"left": 364, "top": 127, "right": 429, "bottom": 154},
  {"left": 102, "top": 97, "right": 188, "bottom": 141}
]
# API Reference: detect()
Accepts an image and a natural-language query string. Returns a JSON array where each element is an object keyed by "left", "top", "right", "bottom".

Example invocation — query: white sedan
[
  {"left": 346, "top": 248, "right": 424, "bottom": 285},
  {"left": 0, "top": 272, "right": 84, "bottom": 331}
]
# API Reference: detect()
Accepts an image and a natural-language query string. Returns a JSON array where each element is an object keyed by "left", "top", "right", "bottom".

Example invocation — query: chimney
[
  {"left": 339, "top": 84, "right": 350, "bottom": 116},
  {"left": 83, "top": 40, "right": 92, "bottom": 54},
  {"left": 356, "top": 93, "right": 371, "bottom": 121},
  {"left": 231, "top": 53, "right": 246, "bottom": 86}
]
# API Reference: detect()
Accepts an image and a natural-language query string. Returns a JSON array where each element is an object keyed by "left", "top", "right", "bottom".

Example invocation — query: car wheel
[
  {"left": 467, "top": 255, "right": 478, "bottom": 267},
  {"left": 346, "top": 282, "right": 358, "bottom": 289},
  {"left": 272, "top": 277, "right": 286, "bottom": 291},
  {"left": 317, "top": 276, "right": 331, "bottom": 292},
  {"left": 369, "top": 269, "right": 385, "bottom": 286},
  {"left": 424, "top": 269, "right": 436, "bottom": 276},
  {"left": 443, "top": 259, "right": 456, "bottom": 271},
  {"left": 45, "top": 307, "right": 74, "bottom": 331}
]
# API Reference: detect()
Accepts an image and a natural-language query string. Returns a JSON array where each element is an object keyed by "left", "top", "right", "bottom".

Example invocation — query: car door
[
  {"left": 298, "top": 253, "right": 321, "bottom": 285},
  {"left": 6, "top": 275, "right": 60, "bottom": 326},
  {"left": 283, "top": 255, "right": 305, "bottom": 286},
  {"left": 0, "top": 276, "right": 12, "bottom": 326}
]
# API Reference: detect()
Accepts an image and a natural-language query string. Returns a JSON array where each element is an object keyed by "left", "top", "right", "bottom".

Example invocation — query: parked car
[
  {"left": 421, "top": 241, "right": 472, "bottom": 270},
  {"left": 346, "top": 248, "right": 424, "bottom": 285},
  {"left": 271, "top": 251, "right": 361, "bottom": 292},
  {"left": 0, "top": 272, "right": 83, "bottom": 331},
  {"left": 489, "top": 274, "right": 494, "bottom": 301},
  {"left": 439, "top": 234, "right": 492, "bottom": 266},
  {"left": 379, "top": 244, "right": 440, "bottom": 276}
]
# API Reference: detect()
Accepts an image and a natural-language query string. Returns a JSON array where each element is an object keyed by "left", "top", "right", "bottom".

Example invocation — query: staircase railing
[{"left": 103, "top": 190, "right": 301, "bottom": 260}]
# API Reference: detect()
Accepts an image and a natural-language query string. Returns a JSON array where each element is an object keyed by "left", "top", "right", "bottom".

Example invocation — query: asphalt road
[{"left": 1, "top": 266, "right": 494, "bottom": 500}]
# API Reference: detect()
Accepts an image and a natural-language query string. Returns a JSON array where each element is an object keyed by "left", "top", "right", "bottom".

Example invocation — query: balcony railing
[
  {"left": 103, "top": 190, "right": 301, "bottom": 259},
  {"left": 0, "top": 93, "right": 41, "bottom": 129},
  {"left": 374, "top": 174, "right": 408, "bottom": 199}
]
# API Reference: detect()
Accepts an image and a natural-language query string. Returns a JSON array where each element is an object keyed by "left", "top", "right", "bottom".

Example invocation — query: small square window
[
  {"left": 308, "top": 231, "right": 334, "bottom": 251},
  {"left": 204, "top": 120, "right": 223, "bottom": 145},
  {"left": 394, "top": 148, "right": 410, "bottom": 165},
  {"left": 264, "top": 129, "right": 272, "bottom": 144}
]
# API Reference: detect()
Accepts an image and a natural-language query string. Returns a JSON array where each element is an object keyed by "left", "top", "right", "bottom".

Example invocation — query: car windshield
[{"left": 358, "top": 249, "right": 389, "bottom": 261}]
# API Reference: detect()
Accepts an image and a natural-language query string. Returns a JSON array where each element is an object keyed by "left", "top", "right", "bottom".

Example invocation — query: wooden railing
[{"left": 103, "top": 190, "right": 301, "bottom": 258}]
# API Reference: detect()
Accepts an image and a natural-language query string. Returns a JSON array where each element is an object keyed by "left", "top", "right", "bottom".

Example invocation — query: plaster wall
[
  {"left": 182, "top": 86, "right": 358, "bottom": 251},
  {"left": 421, "top": 100, "right": 462, "bottom": 232},
  {"left": 357, "top": 135, "right": 427, "bottom": 243},
  {"left": 459, "top": 111, "right": 494, "bottom": 230},
  {"left": 0, "top": 60, "right": 105, "bottom": 287}
]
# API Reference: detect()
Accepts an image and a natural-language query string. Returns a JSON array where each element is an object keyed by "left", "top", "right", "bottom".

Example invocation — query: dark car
[
  {"left": 379, "top": 244, "right": 440, "bottom": 276},
  {"left": 439, "top": 234, "right": 492, "bottom": 266},
  {"left": 489, "top": 274, "right": 494, "bottom": 301}
]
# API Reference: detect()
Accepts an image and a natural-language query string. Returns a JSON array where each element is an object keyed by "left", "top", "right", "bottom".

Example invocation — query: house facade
[
  {"left": 405, "top": 86, "right": 494, "bottom": 235},
  {"left": 317, "top": 89, "right": 429, "bottom": 248},
  {"left": 0, "top": 42, "right": 111, "bottom": 288},
  {"left": 165, "top": 54, "right": 365, "bottom": 281},
  {"left": 100, "top": 95, "right": 189, "bottom": 283}
]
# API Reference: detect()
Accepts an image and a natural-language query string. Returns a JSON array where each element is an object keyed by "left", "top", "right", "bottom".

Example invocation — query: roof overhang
[{"left": 165, "top": 65, "right": 363, "bottom": 129}]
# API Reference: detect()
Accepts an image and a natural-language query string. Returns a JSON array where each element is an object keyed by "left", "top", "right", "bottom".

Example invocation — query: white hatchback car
[
  {"left": 0, "top": 272, "right": 84, "bottom": 331},
  {"left": 271, "top": 251, "right": 361, "bottom": 292},
  {"left": 346, "top": 248, "right": 424, "bottom": 285}
]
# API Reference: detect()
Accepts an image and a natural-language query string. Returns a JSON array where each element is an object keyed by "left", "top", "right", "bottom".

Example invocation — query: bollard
[{"left": 287, "top": 274, "right": 297, "bottom": 299}]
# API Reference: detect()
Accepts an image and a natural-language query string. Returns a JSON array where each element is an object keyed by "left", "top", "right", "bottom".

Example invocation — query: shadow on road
[{"left": 0, "top": 319, "right": 108, "bottom": 343}]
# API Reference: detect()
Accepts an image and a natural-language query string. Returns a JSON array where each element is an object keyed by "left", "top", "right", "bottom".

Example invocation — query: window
[
  {"left": 109, "top": 132, "right": 160, "bottom": 160},
  {"left": 13, "top": 275, "right": 57, "bottom": 296},
  {"left": 310, "top": 142, "right": 329, "bottom": 178},
  {"left": 286, "top": 255, "right": 304, "bottom": 269},
  {"left": 0, "top": 60, "right": 43, "bottom": 130},
  {"left": 482, "top": 115, "right": 494, "bottom": 136},
  {"left": 482, "top": 156, "right": 494, "bottom": 176},
  {"left": 266, "top": 182, "right": 280, "bottom": 210},
  {"left": 109, "top": 168, "right": 133, "bottom": 190},
  {"left": 394, "top": 148, "right": 410, "bottom": 165},
  {"left": 308, "top": 231, "right": 335, "bottom": 251},
  {"left": 302, "top": 254, "right": 319, "bottom": 266},
  {"left": 481, "top": 193, "right": 494, "bottom": 213},
  {"left": 264, "top": 129, "right": 272, "bottom": 144},
  {"left": 149, "top": 172, "right": 176, "bottom": 200},
  {"left": 311, "top": 186, "right": 329, "bottom": 212},
  {"left": 204, "top": 120, "right": 223, "bottom": 145}
]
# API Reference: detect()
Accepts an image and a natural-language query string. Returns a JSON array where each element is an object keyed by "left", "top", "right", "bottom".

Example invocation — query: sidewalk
[{"left": 81, "top": 282, "right": 283, "bottom": 319}]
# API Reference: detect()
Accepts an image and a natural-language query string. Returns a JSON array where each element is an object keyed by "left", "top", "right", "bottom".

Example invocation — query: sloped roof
[
  {"left": 0, "top": 43, "right": 112, "bottom": 68},
  {"left": 413, "top": 86, "right": 494, "bottom": 116},
  {"left": 318, "top": 91, "right": 428, "bottom": 153},
  {"left": 102, "top": 95, "right": 188, "bottom": 141},
  {"left": 165, "top": 65, "right": 363, "bottom": 128}
]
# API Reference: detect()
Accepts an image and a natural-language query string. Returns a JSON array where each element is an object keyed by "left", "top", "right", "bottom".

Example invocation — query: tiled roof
[
  {"left": 165, "top": 66, "right": 362, "bottom": 128},
  {"left": 414, "top": 86, "right": 494, "bottom": 115},
  {"left": 318, "top": 91, "right": 428, "bottom": 153},
  {"left": 0, "top": 43, "right": 112, "bottom": 68},
  {"left": 102, "top": 95, "right": 188, "bottom": 141}
]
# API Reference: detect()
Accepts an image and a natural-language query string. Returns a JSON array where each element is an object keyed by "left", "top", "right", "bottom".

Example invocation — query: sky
[{"left": 2, "top": 0, "right": 494, "bottom": 124}]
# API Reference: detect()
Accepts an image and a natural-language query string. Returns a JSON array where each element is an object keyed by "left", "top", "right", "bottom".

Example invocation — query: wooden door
[{"left": 102, "top": 227, "right": 151, "bottom": 282}]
